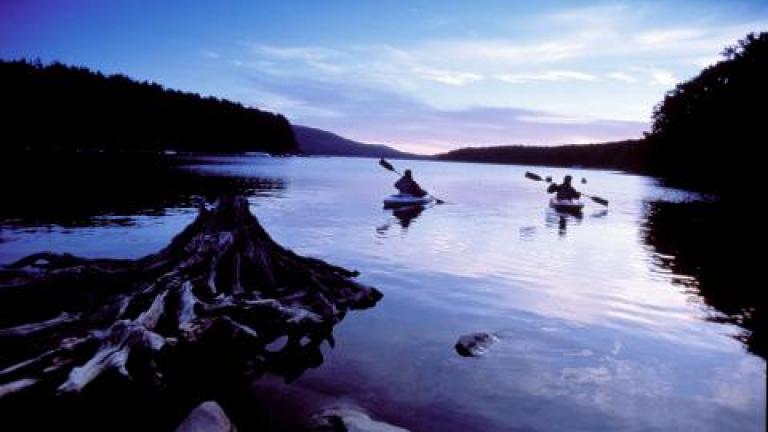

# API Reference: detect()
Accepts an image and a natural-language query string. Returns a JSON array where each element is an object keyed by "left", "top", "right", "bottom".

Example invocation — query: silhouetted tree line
[
  {"left": 439, "top": 32, "right": 767, "bottom": 196},
  {"left": 0, "top": 59, "right": 298, "bottom": 154},
  {"left": 645, "top": 32, "right": 767, "bottom": 194},
  {"left": 437, "top": 139, "right": 646, "bottom": 171}
]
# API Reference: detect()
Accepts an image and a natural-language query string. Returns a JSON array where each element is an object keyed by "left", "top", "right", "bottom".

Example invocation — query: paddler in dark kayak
[
  {"left": 395, "top": 169, "right": 428, "bottom": 197},
  {"left": 547, "top": 175, "right": 581, "bottom": 200}
]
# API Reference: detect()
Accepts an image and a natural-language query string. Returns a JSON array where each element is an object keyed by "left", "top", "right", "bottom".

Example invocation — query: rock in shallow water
[
  {"left": 176, "top": 401, "right": 236, "bottom": 432},
  {"left": 309, "top": 405, "right": 410, "bottom": 432},
  {"left": 455, "top": 332, "right": 499, "bottom": 357}
]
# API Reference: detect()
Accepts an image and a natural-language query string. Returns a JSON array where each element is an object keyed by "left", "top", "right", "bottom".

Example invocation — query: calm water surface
[{"left": 0, "top": 156, "right": 764, "bottom": 431}]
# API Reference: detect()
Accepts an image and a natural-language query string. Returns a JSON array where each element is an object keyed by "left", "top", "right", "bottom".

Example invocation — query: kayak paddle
[
  {"left": 379, "top": 158, "right": 401, "bottom": 175},
  {"left": 524, "top": 171, "right": 609, "bottom": 206},
  {"left": 524, "top": 171, "right": 544, "bottom": 181},
  {"left": 379, "top": 158, "right": 445, "bottom": 204}
]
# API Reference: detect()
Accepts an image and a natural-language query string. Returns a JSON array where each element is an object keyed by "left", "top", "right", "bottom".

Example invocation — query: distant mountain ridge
[{"left": 293, "top": 125, "right": 422, "bottom": 159}]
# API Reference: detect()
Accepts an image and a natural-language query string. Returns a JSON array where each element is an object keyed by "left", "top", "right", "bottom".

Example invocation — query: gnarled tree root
[{"left": 0, "top": 196, "right": 382, "bottom": 400}]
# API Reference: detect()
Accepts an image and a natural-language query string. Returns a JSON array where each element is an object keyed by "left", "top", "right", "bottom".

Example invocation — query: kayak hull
[
  {"left": 549, "top": 198, "right": 584, "bottom": 213},
  {"left": 383, "top": 194, "right": 433, "bottom": 208}
]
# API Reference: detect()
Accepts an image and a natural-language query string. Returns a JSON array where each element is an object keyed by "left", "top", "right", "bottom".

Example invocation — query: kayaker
[
  {"left": 394, "top": 169, "right": 428, "bottom": 197},
  {"left": 547, "top": 175, "right": 581, "bottom": 200}
]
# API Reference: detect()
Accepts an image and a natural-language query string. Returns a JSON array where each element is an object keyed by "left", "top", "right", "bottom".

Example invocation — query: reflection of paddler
[
  {"left": 544, "top": 207, "right": 582, "bottom": 237},
  {"left": 392, "top": 205, "right": 425, "bottom": 228}
]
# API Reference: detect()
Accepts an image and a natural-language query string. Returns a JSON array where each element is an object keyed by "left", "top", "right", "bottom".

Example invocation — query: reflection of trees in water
[
  {"left": 0, "top": 155, "right": 285, "bottom": 228},
  {"left": 643, "top": 201, "right": 764, "bottom": 358}
]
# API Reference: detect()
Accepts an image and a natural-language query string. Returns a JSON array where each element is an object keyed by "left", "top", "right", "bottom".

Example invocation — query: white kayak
[
  {"left": 383, "top": 194, "right": 433, "bottom": 207},
  {"left": 549, "top": 197, "right": 585, "bottom": 212}
]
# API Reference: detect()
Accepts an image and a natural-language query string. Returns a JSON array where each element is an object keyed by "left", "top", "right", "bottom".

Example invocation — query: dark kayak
[
  {"left": 383, "top": 194, "right": 434, "bottom": 208},
  {"left": 549, "top": 197, "right": 585, "bottom": 213}
]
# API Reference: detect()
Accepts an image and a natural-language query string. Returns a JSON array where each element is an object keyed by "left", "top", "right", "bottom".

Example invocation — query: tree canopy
[
  {"left": 437, "top": 140, "right": 646, "bottom": 171},
  {"left": 0, "top": 59, "right": 298, "bottom": 154},
  {"left": 647, "top": 32, "right": 768, "bottom": 193}
]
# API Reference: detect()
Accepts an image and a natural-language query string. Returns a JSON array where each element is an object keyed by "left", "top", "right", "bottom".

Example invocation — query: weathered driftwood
[{"left": 0, "top": 196, "right": 381, "bottom": 400}]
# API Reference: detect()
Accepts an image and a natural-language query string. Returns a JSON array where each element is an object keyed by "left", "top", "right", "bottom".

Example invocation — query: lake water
[{"left": 0, "top": 156, "right": 764, "bottom": 431}]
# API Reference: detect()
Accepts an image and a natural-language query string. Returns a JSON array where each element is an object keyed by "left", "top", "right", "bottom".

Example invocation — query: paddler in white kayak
[
  {"left": 379, "top": 159, "right": 445, "bottom": 206},
  {"left": 394, "top": 169, "right": 428, "bottom": 198},
  {"left": 547, "top": 175, "right": 581, "bottom": 200}
]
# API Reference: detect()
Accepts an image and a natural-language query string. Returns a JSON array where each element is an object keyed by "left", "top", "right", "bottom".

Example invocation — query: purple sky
[{"left": 2, "top": 0, "right": 767, "bottom": 154}]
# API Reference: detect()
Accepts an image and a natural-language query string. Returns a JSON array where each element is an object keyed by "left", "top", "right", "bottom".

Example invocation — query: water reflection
[
  {"left": 0, "top": 155, "right": 285, "bottom": 228},
  {"left": 265, "top": 338, "right": 328, "bottom": 383},
  {"left": 0, "top": 156, "right": 763, "bottom": 431},
  {"left": 642, "top": 200, "right": 764, "bottom": 358},
  {"left": 392, "top": 205, "right": 426, "bottom": 228},
  {"left": 545, "top": 209, "right": 583, "bottom": 236},
  {"left": 376, "top": 204, "right": 430, "bottom": 234}
]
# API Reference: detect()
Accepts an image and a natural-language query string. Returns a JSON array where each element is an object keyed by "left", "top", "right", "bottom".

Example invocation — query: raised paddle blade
[
  {"left": 589, "top": 195, "right": 609, "bottom": 206},
  {"left": 379, "top": 158, "right": 396, "bottom": 172},
  {"left": 524, "top": 171, "right": 543, "bottom": 181}
]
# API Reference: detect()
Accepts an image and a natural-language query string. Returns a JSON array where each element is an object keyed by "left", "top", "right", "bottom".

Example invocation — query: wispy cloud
[
  {"left": 607, "top": 72, "right": 638, "bottom": 83},
  {"left": 497, "top": 70, "right": 597, "bottom": 84},
  {"left": 635, "top": 28, "right": 704, "bottom": 46},
  {"left": 200, "top": 49, "right": 221, "bottom": 59},
  {"left": 545, "top": 3, "right": 637, "bottom": 28},
  {"left": 247, "top": 16, "right": 766, "bottom": 95},
  {"left": 649, "top": 69, "right": 678, "bottom": 86},
  {"left": 426, "top": 39, "right": 587, "bottom": 64},
  {"left": 689, "top": 55, "right": 722, "bottom": 68},
  {"left": 252, "top": 45, "right": 341, "bottom": 61},
  {"left": 231, "top": 71, "right": 646, "bottom": 154},
  {"left": 199, "top": 3, "right": 768, "bottom": 152},
  {"left": 517, "top": 114, "right": 599, "bottom": 125},
  {"left": 413, "top": 67, "right": 484, "bottom": 86}
]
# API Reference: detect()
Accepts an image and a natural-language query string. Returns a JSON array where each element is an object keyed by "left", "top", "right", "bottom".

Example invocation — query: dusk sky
[{"left": 2, "top": 1, "right": 767, "bottom": 154}]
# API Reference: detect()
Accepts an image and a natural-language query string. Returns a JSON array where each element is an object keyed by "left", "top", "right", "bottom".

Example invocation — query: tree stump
[{"left": 0, "top": 196, "right": 382, "bottom": 400}]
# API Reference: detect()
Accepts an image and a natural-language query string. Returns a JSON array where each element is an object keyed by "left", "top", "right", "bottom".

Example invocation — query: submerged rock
[
  {"left": 176, "top": 401, "right": 236, "bottom": 432},
  {"left": 309, "top": 405, "right": 409, "bottom": 432},
  {"left": 454, "top": 332, "right": 499, "bottom": 357}
]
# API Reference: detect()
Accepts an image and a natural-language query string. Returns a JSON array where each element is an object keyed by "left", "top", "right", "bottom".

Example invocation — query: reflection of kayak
[
  {"left": 383, "top": 194, "right": 433, "bottom": 208},
  {"left": 549, "top": 198, "right": 584, "bottom": 213}
]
